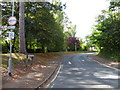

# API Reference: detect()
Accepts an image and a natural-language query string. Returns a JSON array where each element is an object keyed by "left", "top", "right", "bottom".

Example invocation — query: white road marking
[
  {"left": 92, "top": 59, "right": 120, "bottom": 71},
  {"left": 84, "top": 54, "right": 120, "bottom": 71},
  {"left": 46, "top": 65, "right": 62, "bottom": 88},
  {"left": 68, "top": 61, "right": 72, "bottom": 64},
  {"left": 81, "top": 60, "right": 85, "bottom": 62}
]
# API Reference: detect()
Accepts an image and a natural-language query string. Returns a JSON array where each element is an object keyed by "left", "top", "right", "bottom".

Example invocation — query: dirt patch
[
  {"left": 2, "top": 53, "right": 64, "bottom": 88},
  {"left": 2, "top": 52, "right": 76, "bottom": 88},
  {"left": 2, "top": 61, "right": 60, "bottom": 88}
]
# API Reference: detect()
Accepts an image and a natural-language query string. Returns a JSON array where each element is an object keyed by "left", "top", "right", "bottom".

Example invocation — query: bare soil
[
  {"left": 2, "top": 52, "right": 75, "bottom": 88},
  {"left": 2, "top": 53, "right": 64, "bottom": 88}
]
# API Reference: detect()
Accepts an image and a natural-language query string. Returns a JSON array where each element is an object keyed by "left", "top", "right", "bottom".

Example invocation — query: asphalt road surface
[{"left": 47, "top": 53, "right": 119, "bottom": 88}]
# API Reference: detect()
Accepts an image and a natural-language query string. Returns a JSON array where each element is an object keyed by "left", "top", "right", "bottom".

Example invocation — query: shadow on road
[{"left": 48, "top": 53, "right": 119, "bottom": 88}]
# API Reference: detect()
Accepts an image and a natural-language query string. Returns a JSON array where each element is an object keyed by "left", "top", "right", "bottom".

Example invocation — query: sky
[{"left": 62, "top": 0, "right": 110, "bottom": 39}]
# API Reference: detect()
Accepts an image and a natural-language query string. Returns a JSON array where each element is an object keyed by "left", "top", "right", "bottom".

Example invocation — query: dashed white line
[{"left": 68, "top": 61, "right": 72, "bottom": 64}]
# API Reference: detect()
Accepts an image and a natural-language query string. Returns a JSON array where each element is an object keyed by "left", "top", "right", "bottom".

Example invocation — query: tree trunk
[
  {"left": 41, "top": 45, "right": 44, "bottom": 53},
  {"left": 19, "top": 1, "right": 26, "bottom": 53}
]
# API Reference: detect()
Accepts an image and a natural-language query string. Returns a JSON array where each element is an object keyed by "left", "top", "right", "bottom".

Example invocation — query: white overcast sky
[{"left": 61, "top": 0, "right": 110, "bottom": 39}]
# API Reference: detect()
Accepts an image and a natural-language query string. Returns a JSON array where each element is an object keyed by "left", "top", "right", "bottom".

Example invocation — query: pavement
[{"left": 47, "top": 53, "right": 120, "bottom": 88}]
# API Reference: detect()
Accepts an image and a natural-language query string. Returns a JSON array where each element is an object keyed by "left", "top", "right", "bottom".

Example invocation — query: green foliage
[
  {"left": 87, "top": 2, "right": 120, "bottom": 61},
  {"left": 25, "top": 2, "right": 65, "bottom": 52},
  {"left": 81, "top": 44, "right": 87, "bottom": 51},
  {"left": 63, "top": 13, "right": 76, "bottom": 39},
  {"left": 63, "top": 14, "right": 77, "bottom": 50},
  {"left": 109, "top": 1, "right": 120, "bottom": 11},
  {"left": 1, "top": 1, "right": 66, "bottom": 53}
]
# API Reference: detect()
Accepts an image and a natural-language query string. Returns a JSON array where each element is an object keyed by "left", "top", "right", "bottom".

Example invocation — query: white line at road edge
[
  {"left": 45, "top": 64, "right": 62, "bottom": 88},
  {"left": 90, "top": 58, "right": 120, "bottom": 71},
  {"left": 84, "top": 53, "right": 120, "bottom": 71}
]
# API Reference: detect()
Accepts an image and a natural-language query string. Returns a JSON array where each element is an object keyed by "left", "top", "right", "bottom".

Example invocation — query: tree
[
  {"left": 63, "top": 13, "right": 76, "bottom": 39},
  {"left": 87, "top": 1, "right": 120, "bottom": 61},
  {"left": 1, "top": 1, "right": 66, "bottom": 53},
  {"left": 66, "top": 37, "right": 80, "bottom": 51},
  {"left": 24, "top": 2, "right": 65, "bottom": 52},
  {"left": 1, "top": 2, "right": 19, "bottom": 53},
  {"left": 19, "top": 1, "right": 26, "bottom": 53}
]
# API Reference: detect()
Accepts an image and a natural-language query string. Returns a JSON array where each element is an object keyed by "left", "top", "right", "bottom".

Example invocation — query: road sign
[
  {"left": 8, "top": 32, "right": 14, "bottom": 39},
  {"left": 10, "top": 40, "right": 14, "bottom": 42},
  {"left": 8, "top": 16, "right": 17, "bottom": 26},
  {"left": 7, "top": 26, "right": 15, "bottom": 29}
]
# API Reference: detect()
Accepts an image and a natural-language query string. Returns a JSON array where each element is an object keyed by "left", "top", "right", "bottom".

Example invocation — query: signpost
[
  {"left": 8, "top": 32, "right": 14, "bottom": 39},
  {"left": 8, "top": 16, "right": 17, "bottom": 26},
  {"left": 8, "top": 0, "right": 16, "bottom": 77},
  {"left": 7, "top": 26, "right": 15, "bottom": 30}
]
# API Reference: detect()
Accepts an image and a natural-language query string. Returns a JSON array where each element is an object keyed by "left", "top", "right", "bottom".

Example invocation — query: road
[{"left": 47, "top": 53, "right": 119, "bottom": 88}]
